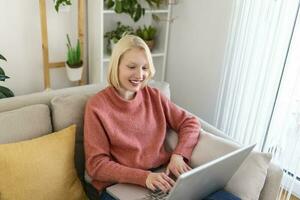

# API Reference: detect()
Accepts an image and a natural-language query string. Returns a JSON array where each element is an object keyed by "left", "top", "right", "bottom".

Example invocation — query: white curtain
[
  {"left": 215, "top": 0, "right": 299, "bottom": 149},
  {"left": 215, "top": 0, "right": 300, "bottom": 199},
  {"left": 263, "top": 7, "right": 300, "bottom": 198}
]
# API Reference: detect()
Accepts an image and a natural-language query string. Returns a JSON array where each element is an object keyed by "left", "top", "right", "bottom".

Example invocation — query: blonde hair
[{"left": 107, "top": 35, "right": 155, "bottom": 89}]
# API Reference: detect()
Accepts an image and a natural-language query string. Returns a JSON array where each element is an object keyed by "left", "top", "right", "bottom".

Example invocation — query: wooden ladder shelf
[{"left": 39, "top": 0, "right": 85, "bottom": 89}]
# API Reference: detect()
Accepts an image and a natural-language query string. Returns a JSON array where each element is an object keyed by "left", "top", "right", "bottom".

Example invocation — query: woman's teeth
[{"left": 130, "top": 80, "right": 141, "bottom": 84}]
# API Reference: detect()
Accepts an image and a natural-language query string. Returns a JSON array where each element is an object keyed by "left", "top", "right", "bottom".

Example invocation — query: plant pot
[
  {"left": 145, "top": 40, "right": 155, "bottom": 51},
  {"left": 65, "top": 63, "right": 83, "bottom": 81}
]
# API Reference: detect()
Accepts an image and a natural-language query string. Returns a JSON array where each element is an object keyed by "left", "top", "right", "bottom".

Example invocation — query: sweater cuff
[
  {"left": 120, "top": 169, "right": 151, "bottom": 187},
  {"left": 173, "top": 146, "right": 194, "bottom": 162}
]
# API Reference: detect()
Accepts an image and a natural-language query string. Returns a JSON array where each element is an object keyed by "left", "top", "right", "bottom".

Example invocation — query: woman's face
[{"left": 117, "top": 47, "right": 149, "bottom": 98}]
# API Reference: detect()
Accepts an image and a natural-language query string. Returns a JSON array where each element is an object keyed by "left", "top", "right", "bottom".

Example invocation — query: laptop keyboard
[{"left": 138, "top": 190, "right": 169, "bottom": 200}]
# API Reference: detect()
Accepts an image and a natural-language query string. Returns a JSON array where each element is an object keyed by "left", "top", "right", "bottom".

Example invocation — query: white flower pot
[{"left": 65, "top": 63, "right": 83, "bottom": 81}]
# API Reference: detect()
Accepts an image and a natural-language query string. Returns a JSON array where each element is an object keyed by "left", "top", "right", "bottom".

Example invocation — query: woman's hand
[
  {"left": 166, "top": 154, "right": 192, "bottom": 177},
  {"left": 145, "top": 172, "right": 175, "bottom": 192}
]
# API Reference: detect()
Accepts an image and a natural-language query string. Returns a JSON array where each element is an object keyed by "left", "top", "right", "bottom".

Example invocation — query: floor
[{"left": 280, "top": 190, "right": 300, "bottom": 200}]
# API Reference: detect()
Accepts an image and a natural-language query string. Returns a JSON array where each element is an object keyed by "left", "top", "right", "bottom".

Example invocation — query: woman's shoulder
[
  {"left": 144, "top": 85, "right": 169, "bottom": 101},
  {"left": 144, "top": 85, "right": 161, "bottom": 95},
  {"left": 87, "top": 86, "right": 112, "bottom": 106}
]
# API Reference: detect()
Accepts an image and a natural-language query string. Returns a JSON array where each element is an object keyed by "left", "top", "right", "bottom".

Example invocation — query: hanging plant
[
  {"left": 0, "top": 54, "right": 14, "bottom": 98},
  {"left": 54, "top": 0, "right": 72, "bottom": 12}
]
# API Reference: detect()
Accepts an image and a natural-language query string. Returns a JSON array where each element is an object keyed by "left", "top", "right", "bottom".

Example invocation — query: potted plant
[
  {"left": 136, "top": 25, "right": 157, "bottom": 51},
  {"left": 0, "top": 54, "right": 14, "bottom": 98},
  {"left": 65, "top": 34, "right": 83, "bottom": 81},
  {"left": 54, "top": 0, "right": 72, "bottom": 12},
  {"left": 104, "top": 0, "right": 144, "bottom": 22},
  {"left": 104, "top": 22, "right": 134, "bottom": 53},
  {"left": 103, "top": 0, "right": 164, "bottom": 22}
]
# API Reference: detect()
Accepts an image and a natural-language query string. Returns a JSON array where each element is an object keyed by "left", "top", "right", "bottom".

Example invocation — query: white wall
[
  {"left": 0, "top": 0, "right": 87, "bottom": 96},
  {"left": 166, "top": 0, "right": 234, "bottom": 124}
]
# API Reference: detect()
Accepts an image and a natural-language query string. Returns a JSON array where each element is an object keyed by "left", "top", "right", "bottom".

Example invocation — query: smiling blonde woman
[{"left": 84, "top": 35, "right": 200, "bottom": 200}]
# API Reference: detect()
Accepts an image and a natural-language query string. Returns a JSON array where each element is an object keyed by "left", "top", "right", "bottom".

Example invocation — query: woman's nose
[{"left": 136, "top": 68, "right": 144, "bottom": 79}]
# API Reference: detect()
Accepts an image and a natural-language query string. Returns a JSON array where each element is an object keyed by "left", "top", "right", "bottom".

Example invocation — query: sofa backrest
[{"left": 0, "top": 81, "right": 171, "bottom": 188}]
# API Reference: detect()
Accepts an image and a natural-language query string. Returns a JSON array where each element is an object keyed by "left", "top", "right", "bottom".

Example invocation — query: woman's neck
[{"left": 115, "top": 87, "right": 136, "bottom": 100}]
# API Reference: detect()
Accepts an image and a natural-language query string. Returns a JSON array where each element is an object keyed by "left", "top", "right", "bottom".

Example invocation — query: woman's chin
[{"left": 127, "top": 83, "right": 142, "bottom": 91}]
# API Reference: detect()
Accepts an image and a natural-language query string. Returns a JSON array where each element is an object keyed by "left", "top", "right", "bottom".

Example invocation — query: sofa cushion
[
  {"left": 166, "top": 129, "right": 271, "bottom": 200},
  {"left": 191, "top": 130, "right": 271, "bottom": 200},
  {"left": 0, "top": 104, "right": 52, "bottom": 144},
  {"left": 190, "top": 129, "right": 240, "bottom": 167},
  {"left": 51, "top": 94, "right": 90, "bottom": 183},
  {"left": 149, "top": 80, "right": 170, "bottom": 99},
  {"left": 51, "top": 94, "right": 90, "bottom": 141},
  {"left": 0, "top": 125, "right": 87, "bottom": 200},
  {"left": 225, "top": 151, "right": 272, "bottom": 200}
]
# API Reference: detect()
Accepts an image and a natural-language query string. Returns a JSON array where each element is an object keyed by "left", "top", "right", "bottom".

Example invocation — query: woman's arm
[{"left": 160, "top": 91, "right": 201, "bottom": 161}]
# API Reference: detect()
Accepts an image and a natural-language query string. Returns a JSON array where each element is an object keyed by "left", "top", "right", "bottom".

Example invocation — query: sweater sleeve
[
  {"left": 84, "top": 99, "right": 150, "bottom": 187},
  {"left": 160, "top": 92, "right": 201, "bottom": 161}
]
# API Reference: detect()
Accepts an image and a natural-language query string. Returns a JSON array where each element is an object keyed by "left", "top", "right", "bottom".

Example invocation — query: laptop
[{"left": 106, "top": 144, "right": 255, "bottom": 200}]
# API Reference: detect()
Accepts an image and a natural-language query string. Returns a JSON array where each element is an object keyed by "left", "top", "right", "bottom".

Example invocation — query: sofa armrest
[
  {"left": 259, "top": 163, "right": 283, "bottom": 200},
  {"left": 174, "top": 105, "right": 283, "bottom": 199}
]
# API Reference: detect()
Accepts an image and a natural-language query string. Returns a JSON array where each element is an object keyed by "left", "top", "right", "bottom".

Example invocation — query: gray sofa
[{"left": 0, "top": 81, "right": 282, "bottom": 200}]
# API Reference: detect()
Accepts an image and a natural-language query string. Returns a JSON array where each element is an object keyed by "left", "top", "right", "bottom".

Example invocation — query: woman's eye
[
  {"left": 127, "top": 65, "right": 135, "bottom": 69},
  {"left": 142, "top": 66, "right": 148, "bottom": 70}
]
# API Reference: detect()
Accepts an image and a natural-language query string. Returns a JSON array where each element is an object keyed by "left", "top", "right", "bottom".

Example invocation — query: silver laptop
[{"left": 106, "top": 144, "right": 255, "bottom": 200}]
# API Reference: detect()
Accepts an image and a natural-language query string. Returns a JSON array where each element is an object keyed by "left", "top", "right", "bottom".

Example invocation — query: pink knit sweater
[{"left": 84, "top": 86, "right": 200, "bottom": 191}]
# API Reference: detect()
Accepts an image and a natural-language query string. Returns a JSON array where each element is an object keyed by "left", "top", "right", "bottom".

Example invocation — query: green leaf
[
  {"left": 0, "top": 92, "right": 6, "bottom": 99},
  {"left": 0, "top": 85, "right": 14, "bottom": 98},
  {"left": 133, "top": 4, "right": 142, "bottom": 22},
  {"left": 0, "top": 67, "right": 5, "bottom": 76},
  {"left": 66, "top": 34, "right": 82, "bottom": 67},
  {"left": 106, "top": 0, "right": 115, "bottom": 9},
  {"left": 122, "top": 0, "right": 130, "bottom": 12},
  {"left": 0, "top": 67, "right": 10, "bottom": 81},
  {"left": 115, "top": 0, "right": 123, "bottom": 13},
  {"left": 145, "top": 0, "right": 154, "bottom": 7},
  {"left": 0, "top": 75, "right": 10, "bottom": 82},
  {"left": 0, "top": 54, "right": 7, "bottom": 61},
  {"left": 54, "top": 0, "right": 72, "bottom": 12},
  {"left": 76, "top": 40, "right": 81, "bottom": 63}
]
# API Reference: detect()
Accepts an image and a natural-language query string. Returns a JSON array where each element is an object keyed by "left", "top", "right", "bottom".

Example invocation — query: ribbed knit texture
[{"left": 84, "top": 86, "right": 200, "bottom": 191}]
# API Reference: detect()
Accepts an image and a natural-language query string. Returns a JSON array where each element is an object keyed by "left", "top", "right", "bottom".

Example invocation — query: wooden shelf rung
[{"left": 49, "top": 62, "right": 65, "bottom": 68}]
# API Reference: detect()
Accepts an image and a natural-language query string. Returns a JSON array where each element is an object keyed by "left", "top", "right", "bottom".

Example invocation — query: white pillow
[
  {"left": 190, "top": 130, "right": 272, "bottom": 200},
  {"left": 225, "top": 152, "right": 271, "bottom": 200},
  {"left": 190, "top": 129, "right": 240, "bottom": 167}
]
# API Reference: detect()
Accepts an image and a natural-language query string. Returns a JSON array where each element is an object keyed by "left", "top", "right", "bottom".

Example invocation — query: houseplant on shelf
[
  {"left": 104, "top": 22, "right": 134, "bottom": 53},
  {"left": 54, "top": 0, "right": 72, "bottom": 12},
  {"left": 103, "top": 0, "right": 164, "bottom": 22},
  {"left": 65, "top": 34, "right": 83, "bottom": 81},
  {"left": 136, "top": 25, "right": 157, "bottom": 51},
  {"left": 0, "top": 54, "right": 14, "bottom": 98}
]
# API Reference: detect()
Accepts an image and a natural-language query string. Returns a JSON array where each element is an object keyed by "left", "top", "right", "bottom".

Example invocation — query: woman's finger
[
  {"left": 182, "top": 164, "right": 190, "bottom": 173},
  {"left": 166, "top": 167, "right": 170, "bottom": 175},
  {"left": 148, "top": 182, "right": 156, "bottom": 191},
  {"left": 186, "top": 164, "right": 192, "bottom": 171},
  {"left": 154, "top": 181, "right": 168, "bottom": 192},
  {"left": 158, "top": 174, "right": 172, "bottom": 190},
  {"left": 171, "top": 167, "right": 181, "bottom": 177},
  {"left": 162, "top": 173, "right": 176, "bottom": 186},
  {"left": 179, "top": 166, "right": 186, "bottom": 174}
]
